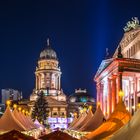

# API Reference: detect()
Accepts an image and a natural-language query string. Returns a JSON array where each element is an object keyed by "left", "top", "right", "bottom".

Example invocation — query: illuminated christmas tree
[{"left": 32, "top": 91, "right": 49, "bottom": 126}]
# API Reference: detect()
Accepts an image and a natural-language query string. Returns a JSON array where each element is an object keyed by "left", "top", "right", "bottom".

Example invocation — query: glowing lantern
[
  {"left": 119, "top": 90, "right": 124, "bottom": 97},
  {"left": 80, "top": 109, "right": 83, "bottom": 114},
  {"left": 74, "top": 112, "right": 77, "bottom": 117},
  {"left": 6, "top": 100, "right": 11, "bottom": 106},
  {"left": 83, "top": 107, "right": 87, "bottom": 112},
  {"left": 13, "top": 104, "right": 17, "bottom": 109},
  {"left": 22, "top": 110, "right": 25, "bottom": 114},
  {"left": 97, "top": 102, "right": 100, "bottom": 106},
  {"left": 138, "top": 103, "right": 140, "bottom": 108},
  {"left": 18, "top": 107, "right": 22, "bottom": 111},
  {"left": 89, "top": 105, "right": 92, "bottom": 110}
]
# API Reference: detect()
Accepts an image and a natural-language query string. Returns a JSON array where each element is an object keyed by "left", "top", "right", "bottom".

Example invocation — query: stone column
[
  {"left": 118, "top": 72, "right": 122, "bottom": 91},
  {"left": 128, "top": 79, "right": 131, "bottom": 112},
  {"left": 112, "top": 75, "right": 117, "bottom": 112},
  {"left": 56, "top": 76, "right": 58, "bottom": 90},
  {"left": 59, "top": 76, "right": 61, "bottom": 90},
  {"left": 54, "top": 74, "right": 57, "bottom": 89},
  {"left": 134, "top": 77, "right": 137, "bottom": 111},
  {"left": 96, "top": 83, "right": 100, "bottom": 106},
  {"left": 117, "top": 72, "right": 123, "bottom": 102},
  {"left": 35, "top": 75, "right": 38, "bottom": 90},
  {"left": 57, "top": 74, "right": 59, "bottom": 90},
  {"left": 44, "top": 73, "right": 46, "bottom": 89},
  {"left": 100, "top": 83, "right": 104, "bottom": 112},
  {"left": 107, "top": 78, "right": 112, "bottom": 115},
  {"left": 43, "top": 73, "right": 45, "bottom": 88},
  {"left": 50, "top": 73, "right": 52, "bottom": 89},
  {"left": 38, "top": 74, "right": 41, "bottom": 89}
]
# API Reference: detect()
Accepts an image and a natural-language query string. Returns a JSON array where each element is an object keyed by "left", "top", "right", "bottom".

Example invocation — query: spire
[{"left": 45, "top": 38, "right": 51, "bottom": 48}]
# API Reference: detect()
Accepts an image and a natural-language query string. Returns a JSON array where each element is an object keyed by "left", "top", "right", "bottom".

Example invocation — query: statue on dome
[{"left": 123, "top": 17, "right": 140, "bottom": 32}]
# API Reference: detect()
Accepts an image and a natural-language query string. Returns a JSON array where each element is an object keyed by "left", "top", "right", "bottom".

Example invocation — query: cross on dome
[{"left": 47, "top": 38, "right": 50, "bottom": 46}]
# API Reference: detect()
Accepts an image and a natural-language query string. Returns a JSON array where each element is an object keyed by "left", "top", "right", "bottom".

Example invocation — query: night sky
[{"left": 0, "top": 0, "right": 140, "bottom": 99}]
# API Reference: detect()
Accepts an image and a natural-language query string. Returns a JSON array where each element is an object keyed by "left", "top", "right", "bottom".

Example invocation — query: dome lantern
[{"left": 40, "top": 38, "right": 57, "bottom": 60}]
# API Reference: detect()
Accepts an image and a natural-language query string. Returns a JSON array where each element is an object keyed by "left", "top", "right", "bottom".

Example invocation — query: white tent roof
[
  {"left": 34, "top": 119, "right": 45, "bottom": 129},
  {"left": 23, "top": 113, "right": 36, "bottom": 129},
  {"left": 79, "top": 106, "right": 104, "bottom": 132},
  {"left": 13, "top": 109, "right": 32, "bottom": 130},
  {"left": 70, "top": 112, "right": 87, "bottom": 130},
  {"left": 111, "top": 109, "right": 140, "bottom": 140},
  {"left": 68, "top": 117, "right": 78, "bottom": 129},
  {"left": 84, "top": 100, "right": 131, "bottom": 140},
  {"left": 76, "top": 109, "right": 94, "bottom": 131},
  {"left": 0, "top": 107, "right": 26, "bottom": 131}
]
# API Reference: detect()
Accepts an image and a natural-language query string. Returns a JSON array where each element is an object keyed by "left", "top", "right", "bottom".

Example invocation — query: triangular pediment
[
  {"left": 113, "top": 27, "right": 140, "bottom": 58},
  {"left": 94, "top": 58, "right": 114, "bottom": 79},
  {"left": 45, "top": 96, "right": 67, "bottom": 106}
]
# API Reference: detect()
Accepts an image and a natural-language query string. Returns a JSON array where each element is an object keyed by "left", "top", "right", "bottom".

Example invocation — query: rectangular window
[
  {"left": 130, "top": 47, "right": 132, "bottom": 56},
  {"left": 129, "top": 49, "right": 130, "bottom": 57},
  {"left": 138, "top": 97, "right": 140, "bottom": 103},
  {"left": 127, "top": 50, "right": 129, "bottom": 58},
  {"left": 131, "top": 98, "right": 134, "bottom": 106}
]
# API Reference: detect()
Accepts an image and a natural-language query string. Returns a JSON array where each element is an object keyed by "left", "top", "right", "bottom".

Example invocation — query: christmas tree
[{"left": 32, "top": 91, "right": 49, "bottom": 126}]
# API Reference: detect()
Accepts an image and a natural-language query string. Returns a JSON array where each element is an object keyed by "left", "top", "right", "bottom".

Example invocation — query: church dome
[
  {"left": 69, "top": 89, "right": 95, "bottom": 103},
  {"left": 40, "top": 39, "right": 57, "bottom": 60}
]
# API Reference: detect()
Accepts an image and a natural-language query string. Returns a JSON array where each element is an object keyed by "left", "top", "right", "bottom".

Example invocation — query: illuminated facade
[
  {"left": 29, "top": 39, "right": 68, "bottom": 125},
  {"left": 68, "top": 88, "right": 95, "bottom": 116},
  {"left": 95, "top": 17, "right": 140, "bottom": 117}
]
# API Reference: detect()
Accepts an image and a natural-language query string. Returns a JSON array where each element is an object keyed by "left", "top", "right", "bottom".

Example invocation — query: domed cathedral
[
  {"left": 68, "top": 89, "right": 96, "bottom": 116},
  {"left": 94, "top": 17, "right": 140, "bottom": 118},
  {"left": 29, "top": 39, "right": 67, "bottom": 119}
]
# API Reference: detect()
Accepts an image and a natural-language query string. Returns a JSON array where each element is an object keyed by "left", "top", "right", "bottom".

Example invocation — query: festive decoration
[
  {"left": 32, "top": 91, "right": 49, "bottom": 126},
  {"left": 123, "top": 17, "right": 140, "bottom": 32},
  {"left": 13, "top": 104, "right": 17, "bottom": 109},
  {"left": 6, "top": 100, "right": 11, "bottom": 106}
]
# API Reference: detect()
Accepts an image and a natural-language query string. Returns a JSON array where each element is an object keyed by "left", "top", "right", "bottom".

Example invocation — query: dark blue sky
[{"left": 0, "top": 0, "right": 140, "bottom": 99}]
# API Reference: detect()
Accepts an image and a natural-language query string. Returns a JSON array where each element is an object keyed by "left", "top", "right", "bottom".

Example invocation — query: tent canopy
[
  {"left": 0, "top": 107, "right": 27, "bottom": 131},
  {"left": 70, "top": 112, "right": 87, "bottom": 130},
  {"left": 0, "top": 130, "right": 35, "bottom": 140},
  {"left": 34, "top": 119, "right": 45, "bottom": 129},
  {"left": 79, "top": 105, "right": 104, "bottom": 132},
  {"left": 111, "top": 108, "right": 140, "bottom": 140},
  {"left": 13, "top": 109, "right": 31, "bottom": 130},
  {"left": 39, "top": 130, "right": 78, "bottom": 140},
  {"left": 84, "top": 100, "right": 131, "bottom": 140}
]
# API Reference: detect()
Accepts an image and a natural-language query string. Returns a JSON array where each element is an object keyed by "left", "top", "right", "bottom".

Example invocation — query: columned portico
[
  {"left": 107, "top": 78, "right": 111, "bottom": 115},
  {"left": 95, "top": 18, "right": 140, "bottom": 116},
  {"left": 112, "top": 75, "right": 117, "bottom": 112},
  {"left": 95, "top": 58, "right": 140, "bottom": 116}
]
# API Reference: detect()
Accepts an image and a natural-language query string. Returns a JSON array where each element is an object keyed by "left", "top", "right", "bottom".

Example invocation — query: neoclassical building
[
  {"left": 29, "top": 39, "right": 67, "bottom": 119},
  {"left": 95, "top": 17, "right": 140, "bottom": 117}
]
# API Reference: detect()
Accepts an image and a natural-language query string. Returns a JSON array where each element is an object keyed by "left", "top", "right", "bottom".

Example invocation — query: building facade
[
  {"left": 29, "top": 39, "right": 68, "bottom": 124},
  {"left": 95, "top": 17, "right": 140, "bottom": 117},
  {"left": 68, "top": 88, "right": 96, "bottom": 116},
  {"left": 1, "top": 89, "right": 22, "bottom": 104}
]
